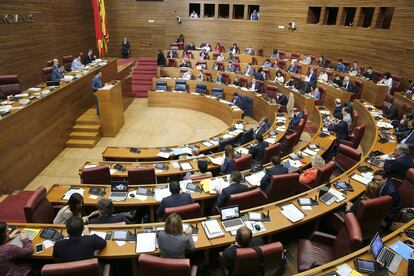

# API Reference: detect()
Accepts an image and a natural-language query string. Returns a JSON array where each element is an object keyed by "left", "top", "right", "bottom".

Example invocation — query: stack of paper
[
  {"left": 222, "top": 133, "right": 234, "bottom": 139},
  {"left": 136, "top": 233, "right": 156, "bottom": 253},
  {"left": 154, "top": 187, "right": 171, "bottom": 202},
  {"left": 157, "top": 152, "right": 171, "bottom": 159},
  {"left": 377, "top": 121, "right": 393, "bottom": 129},
  {"left": 179, "top": 162, "right": 193, "bottom": 171},
  {"left": 202, "top": 141, "right": 213, "bottom": 147},
  {"left": 208, "top": 155, "right": 225, "bottom": 166},
  {"left": 171, "top": 147, "right": 193, "bottom": 156},
  {"left": 209, "top": 177, "right": 230, "bottom": 193},
  {"left": 90, "top": 231, "right": 107, "bottom": 240},
  {"left": 303, "top": 148, "right": 317, "bottom": 156},
  {"left": 329, "top": 188, "right": 346, "bottom": 202},
  {"left": 245, "top": 171, "right": 266, "bottom": 186},
  {"left": 280, "top": 204, "right": 305, "bottom": 223},
  {"left": 237, "top": 148, "right": 249, "bottom": 155},
  {"left": 63, "top": 188, "right": 85, "bottom": 200},
  {"left": 202, "top": 220, "right": 224, "bottom": 239},
  {"left": 351, "top": 173, "right": 372, "bottom": 185},
  {"left": 29, "top": 87, "right": 42, "bottom": 92},
  {"left": 235, "top": 123, "right": 244, "bottom": 130}
]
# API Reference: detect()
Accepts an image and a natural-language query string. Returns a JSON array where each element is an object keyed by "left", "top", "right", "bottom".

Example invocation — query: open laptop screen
[
  {"left": 220, "top": 205, "right": 240, "bottom": 221},
  {"left": 111, "top": 182, "right": 128, "bottom": 192},
  {"left": 370, "top": 232, "right": 384, "bottom": 259}
]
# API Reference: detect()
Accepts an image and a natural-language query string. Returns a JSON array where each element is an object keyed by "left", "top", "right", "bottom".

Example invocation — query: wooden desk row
[{"left": 394, "top": 92, "right": 414, "bottom": 115}]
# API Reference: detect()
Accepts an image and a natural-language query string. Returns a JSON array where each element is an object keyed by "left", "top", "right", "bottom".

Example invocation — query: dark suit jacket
[
  {"left": 277, "top": 94, "right": 288, "bottom": 106},
  {"left": 221, "top": 158, "right": 235, "bottom": 174},
  {"left": 89, "top": 213, "right": 129, "bottom": 224},
  {"left": 333, "top": 104, "right": 344, "bottom": 115},
  {"left": 380, "top": 180, "right": 402, "bottom": 221},
  {"left": 217, "top": 183, "right": 248, "bottom": 208},
  {"left": 288, "top": 65, "right": 298, "bottom": 73},
  {"left": 254, "top": 72, "right": 264, "bottom": 81},
  {"left": 363, "top": 71, "right": 374, "bottom": 80},
  {"left": 83, "top": 54, "right": 95, "bottom": 65},
  {"left": 233, "top": 96, "right": 243, "bottom": 108},
  {"left": 216, "top": 76, "right": 224, "bottom": 83},
  {"left": 51, "top": 69, "right": 64, "bottom": 82},
  {"left": 383, "top": 105, "right": 399, "bottom": 120},
  {"left": 247, "top": 82, "right": 262, "bottom": 91},
  {"left": 249, "top": 141, "right": 269, "bottom": 162},
  {"left": 343, "top": 81, "right": 354, "bottom": 93},
  {"left": 289, "top": 112, "right": 304, "bottom": 128},
  {"left": 53, "top": 235, "right": 106, "bottom": 263},
  {"left": 384, "top": 154, "right": 414, "bottom": 180},
  {"left": 156, "top": 193, "right": 194, "bottom": 219},
  {"left": 255, "top": 122, "right": 270, "bottom": 136},
  {"left": 221, "top": 237, "right": 264, "bottom": 273},
  {"left": 308, "top": 72, "right": 317, "bottom": 85},
  {"left": 328, "top": 120, "right": 349, "bottom": 140},
  {"left": 260, "top": 165, "right": 289, "bottom": 192}
]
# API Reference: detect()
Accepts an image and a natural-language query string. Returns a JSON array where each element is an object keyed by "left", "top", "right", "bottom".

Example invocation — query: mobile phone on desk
[
  {"left": 354, "top": 259, "right": 377, "bottom": 273},
  {"left": 35, "top": 243, "right": 44, "bottom": 254}
]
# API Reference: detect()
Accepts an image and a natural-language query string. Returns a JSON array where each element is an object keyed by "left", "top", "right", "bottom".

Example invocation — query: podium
[{"left": 96, "top": 81, "right": 124, "bottom": 137}]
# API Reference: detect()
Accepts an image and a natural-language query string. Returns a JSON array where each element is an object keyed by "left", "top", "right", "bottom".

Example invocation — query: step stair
[{"left": 65, "top": 108, "right": 102, "bottom": 148}]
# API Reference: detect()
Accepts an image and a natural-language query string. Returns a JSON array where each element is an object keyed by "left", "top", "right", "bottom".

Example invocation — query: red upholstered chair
[
  {"left": 391, "top": 74, "right": 402, "bottom": 93},
  {"left": 291, "top": 52, "right": 300, "bottom": 61},
  {"left": 62, "top": 55, "right": 74, "bottom": 71},
  {"left": 277, "top": 60, "right": 286, "bottom": 70},
  {"left": 352, "top": 79, "right": 363, "bottom": 101},
  {"left": 233, "top": 63, "right": 241, "bottom": 74},
  {"left": 325, "top": 70, "right": 333, "bottom": 81},
  {"left": 128, "top": 167, "right": 156, "bottom": 185},
  {"left": 251, "top": 57, "right": 257, "bottom": 65},
  {"left": 265, "top": 85, "right": 277, "bottom": 99},
  {"left": 398, "top": 168, "right": 414, "bottom": 208},
  {"left": 315, "top": 86, "right": 326, "bottom": 106},
  {"left": 257, "top": 49, "right": 264, "bottom": 56},
  {"left": 372, "top": 70, "right": 383, "bottom": 83},
  {"left": 340, "top": 123, "right": 366, "bottom": 149},
  {"left": 310, "top": 55, "right": 316, "bottom": 65},
  {"left": 265, "top": 173, "right": 299, "bottom": 202},
  {"left": 167, "top": 58, "right": 177, "bottom": 67},
  {"left": 324, "top": 58, "right": 332, "bottom": 68},
  {"left": 349, "top": 110, "right": 359, "bottom": 134},
  {"left": 222, "top": 73, "right": 230, "bottom": 84},
  {"left": 239, "top": 76, "right": 248, "bottom": 88},
  {"left": 281, "top": 132, "right": 298, "bottom": 155},
  {"left": 222, "top": 242, "right": 284, "bottom": 276},
  {"left": 24, "top": 186, "right": 55, "bottom": 223},
  {"left": 403, "top": 103, "right": 412, "bottom": 114},
  {"left": 42, "top": 67, "right": 54, "bottom": 82},
  {"left": 228, "top": 188, "right": 267, "bottom": 210},
  {"left": 278, "top": 51, "right": 286, "bottom": 60},
  {"left": 300, "top": 161, "right": 335, "bottom": 192},
  {"left": 262, "top": 142, "right": 281, "bottom": 165},
  {"left": 0, "top": 74, "right": 21, "bottom": 98},
  {"left": 203, "top": 71, "right": 212, "bottom": 82},
  {"left": 295, "top": 64, "right": 302, "bottom": 74},
  {"left": 46, "top": 60, "right": 54, "bottom": 67},
  {"left": 297, "top": 213, "right": 362, "bottom": 272},
  {"left": 163, "top": 203, "right": 201, "bottom": 221},
  {"left": 137, "top": 254, "right": 197, "bottom": 276},
  {"left": 233, "top": 56, "right": 240, "bottom": 63},
  {"left": 41, "top": 258, "right": 110, "bottom": 276},
  {"left": 195, "top": 61, "right": 206, "bottom": 68},
  {"left": 81, "top": 166, "right": 111, "bottom": 184},
  {"left": 333, "top": 144, "right": 361, "bottom": 176},
  {"left": 234, "top": 154, "right": 252, "bottom": 171},
  {"left": 342, "top": 60, "right": 351, "bottom": 71},
  {"left": 293, "top": 75, "right": 302, "bottom": 82}
]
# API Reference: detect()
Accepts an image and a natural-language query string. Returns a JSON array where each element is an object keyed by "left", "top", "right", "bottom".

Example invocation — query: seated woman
[
  {"left": 299, "top": 156, "right": 326, "bottom": 185},
  {"left": 221, "top": 145, "right": 235, "bottom": 174},
  {"left": 262, "top": 59, "right": 272, "bottom": 69},
  {"left": 196, "top": 71, "right": 204, "bottom": 81},
  {"left": 198, "top": 51, "right": 207, "bottom": 61},
  {"left": 273, "top": 70, "right": 285, "bottom": 84},
  {"left": 215, "top": 43, "right": 225, "bottom": 53},
  {"left": 230, "top": 43, "right": 240, "bottom": 54},
  {"left": 89, "top": 199, "right": 131, "bottom": 224},
  {"left": 53, "top": 193, "right": 99, "bottom": 224},
  {"left": 185, "top": 159, "right": 212, "bottom": 180},
  {"left": 181, "top": 69, "right": 192, "bottom": 80},
  {"left": 0, "top": 222, "right": 33, "bottom": 275},
  {"left": 216, "top": 52, "right": 225, "bottom": 62},
  {"left": 157, "top": 213, "right": 194, "bottom": 259}
]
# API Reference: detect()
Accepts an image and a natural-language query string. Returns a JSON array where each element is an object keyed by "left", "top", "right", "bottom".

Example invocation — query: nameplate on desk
[{"left": 0, "top": 14, "right": 34, "bottom": 24}]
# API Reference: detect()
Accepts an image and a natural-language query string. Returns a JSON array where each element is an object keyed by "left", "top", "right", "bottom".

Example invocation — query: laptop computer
[
  {"left": 370, "top": 232, "right": 402, "bottom": 273},
  {"left": 220, "top": 205, "right": 245, "bottom": 232},
  {"left": 109, "top": 182, "right": 128, "bottom": 201}
]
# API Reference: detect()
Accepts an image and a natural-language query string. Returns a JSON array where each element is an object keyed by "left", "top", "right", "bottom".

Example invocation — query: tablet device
[{"left": 354, "top": 259, "right": 377, "bottom": 273}]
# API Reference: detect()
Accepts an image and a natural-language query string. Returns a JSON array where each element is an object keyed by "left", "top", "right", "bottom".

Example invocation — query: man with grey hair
[
  {"left": 383, "top": 144, "right": 414, "bottom": 180},
  {"left": 89, "top": 198, "right": 130, "bottom": 224}
]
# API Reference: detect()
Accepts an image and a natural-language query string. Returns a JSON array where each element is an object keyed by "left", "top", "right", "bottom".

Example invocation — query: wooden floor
[{"left": 26, "top": 98, "right": 232, "bottom": 191}]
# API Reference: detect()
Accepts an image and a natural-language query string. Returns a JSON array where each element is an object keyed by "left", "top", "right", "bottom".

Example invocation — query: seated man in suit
[
  {"left": 71, "top": 56, "right": 84, "bottom": 71},
  {"left": 336, "top": 59, "right": 346, "bottom": 72},
  {"left": 232, "top": 92, "right": 243, "bottom": 108},
  {"left": 221, "top": 226, "right": 264, "bottom": 274},
  {"left": 333, "top": 98, "right": 344, "bottom": 115},
  {"left": 244, "top": 64, "right": 255, "bottom": 77},
  {"left": 232, "top": 77, "right": 241, "bottom": 87},
  {"left": 363, "top": 66, "right": 374, "bottom": 81},
  {"left": 276, "top": 92, "right": 288, "bottom": 106},
  {"left": 247, "top": 79, "right": 261, "bottom": 92},
  {"left": 254, "top": 68, "right": 265, "bottom": 81},
  {"left": 382, "top": 97, "right": 399, "bottom": 121},
  {"left": 260, "top": 155, "right": 288, "bottom": 192},
  {"left": 383, "top": 144, "right": 414, "bottom": 180},
  {"left": 216, "top": 171, "right": 247, "bottom": 208},
  {"left": 327, "top": 112, "right": 349, "bottom": 141},
  {"left": 227, "top": 61, "right": 236, "bottom": 73},
  {"left": 287, "top": 60, "right": 298, "bottom": 73},
  {"left": 51, "top": 65, "right": 65, "bottom": 81},
  {"left": 216, "top": 72, "right": 224, "bottom": 84},
  {"left": 53, "top": 216, "right": 106, "bottom": 262},
  {"left": 248, "top": 134, "right": 269, "bottom": 163},
  {"left": 300, "top": 67, "right": 317, "bottom": 93},
  {"left": 400, "top": 120, "right": 414, "bottom": 145},
  {"left": 83, "top": 49, "right": 96, "bottom": 65},
  {"left": 156, "top": 181, "right": 194, "bottom": 220},
  {"left": 51, "top": 58, "right": 59, "bottom": 70},
  {"left": 254, "top": 117, "right": 270, "bottom": 136},
  {"left": 288, "top": 108, "right": 304, "bottom": 129},
  {"left": 341, "top": 76, "right": 354, "bottom": 93},
  {"left": 332, "top": 75, "right": 342, "bottom": 87},
  {"left": 89, "top": 199, "right": 130, "bottom": 224}
]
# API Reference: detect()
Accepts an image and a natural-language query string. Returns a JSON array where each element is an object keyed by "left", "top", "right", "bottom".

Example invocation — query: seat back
[
  {"left": 195, "top": 84, "right": 207, "bottom": 94},
  {"left": 282, "top": 132, "right": 298, "bottom": 155},
  {"left": 303, "top": 109, "right": 308, "bottom": 124},
  {"left": 278, "top": 51, "right": 286, "bottom": 60},
  {"left": 218, "top": 137, "right": 235, "bottom": 151},
  {"left": 265, "top": 85, "right": 277, "bottom": 99},
  {"left": 291, "top": 52, "right": 300, "bottom": 61},
  {"left": 42, "top": 67, "right": 54, "bottom": 82},
  {"left": 81, "top": 166, "right": 111, "bottom": 184},
  {"left": 222, "top": 73, "right": 230, "bottom": 84},
  {"left": 228, "top": 188, "right": 267, "bottom": 210},
  {"left": 240, "top": 77, "right": 248, "bottom": 87},
  {"left": 277, "top": 60, "right": 286, "bottom": 70},
  {"left": 354, "top": 79, "right": 363, "bottom": 95},
  {"left": 262, "top": 142, "right": 281, "bottom": 165},
  {"left": 155, "top": 81, "right": 168, "bottom": 91},
  {"left": 402, "top": 103, "right": 412, "bottom": 114},
  {"left": 163, "top": 203, "right": 201, "bottom": 221},
  {"left": 175, "top": 80, "right": 187, "bottom": 91},
  {"left": 128, "top": 167, "right": 156, "bottom": 185},
  {"left": 266, "top": 173, "right": 299, "bottom": 202},
  {"left": 242, "top": 96, "right": 253, "bottom": 116},
  {"left": 349, "top": 110, "right": 359, "bottom": 134},
  {"left": 315, "top": 86, "right": 326, "bottom": 106},
  {"left": 232, "top": 242, "right": 284, "bottom": 276},
  {"left": 296, "top": 64, "right": 302, "bottom": 74},
  {"left": 349, "top": 123, "right": 366, "bottom": 149},
  {"left": 342, "top": 60, "right": 351, "bottom": 71},
  {"left": 46, "top": 60, "right": 54, "bottom": 67},
  {"left": 167, "top": 58, "right": 177, "bottom": 67},
  {"left": 24, "top": 187, "right": 55, "bottom": 223},
  {"left": 399, "top": 168, "right": 414, "bottom": 208},
  {"left": 211, "top": 87, "right": 224, "bottom": 99},
  {"left": 356, "top": 196, "right": 393, "bottom": 240},
  {"left": 62, "top": 55, "right": 74, "bottom": 71},
  {"left": 234, "top": 154, "right": 253, "bottom": 171},
  {"left": 335, "top": 144, "right": 361, "bottom": 171},
  {"left": 0, "top": 74, "right": 21, "bottom": 98},
  {"left": 391, "top": 74, "right": 402, "bottom": 93},
  {"left": 240, "top": 128, "right": 254, "bottom": 145},
  {"left": 319, "top": 161, "right": 335, "bottom": 185},
  {"left": 138, "top": 254, "right": 192, "bottom": 276},
  {"left": 41, "top": 258, "right": 102, "bottom": 276},
  {"left": 333, "top": 213, "right": 363, "bottom": 259}
]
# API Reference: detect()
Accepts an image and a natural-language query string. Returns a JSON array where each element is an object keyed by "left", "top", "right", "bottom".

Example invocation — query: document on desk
[
  {"left": 235, "top": 123, "right": 244, "bottom": 130},
  {"left": 136, "top": 233, "right": 156, "bottom": 253},
  {"left": 202, "top": 141, "right": 213, "bottom": 147},
  {"left": 202, "top": 220, "right": 224, "bottom": 239},
  {"left": 351, "top": 173, "right": 372, "bottom": 185},
  {"left": 209, "top": 177, "right": 230, "bottom": 193},
  {"left": 222, "top": 133, "right": 234, "bottom": 139},
  {"left": 303, "top": 148, "right": 317, "bottom": 156},
  {"left": 157, "top": 152, "right": 171, "bottom": 159},
  {"left": 276, "top": 126, "right": 286, "bottom": 132},
  {"left": 179, "top": 162, "right": 193, "bottom": 171},
  {"left": 245, "top": 171, "right": 266, "bottom": 186},
  {"left": 63, "top": 188, "right": 85, "bottom": 200},
  {"left": 154, "top": 187, "right": 171, "bottom": 202},
  {"left": 280, "top": 204, "right": 305, "bottom": 223},
  {"left": 89, "top": 231, "right": 107, "bottom": 240},
  {"left": 84, "top": 164, "right": 97, "bottom": 169},
  {"left": 237, "top": 147, "right": 249, "bottom": 155},
  {"left": 208, "top": 155, "right": 225, "bottom": 166}
]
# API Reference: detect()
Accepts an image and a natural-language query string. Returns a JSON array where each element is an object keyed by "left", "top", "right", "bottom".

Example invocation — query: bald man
[{"left": 221, "top": 226, "right": 264, "bottom": 273}]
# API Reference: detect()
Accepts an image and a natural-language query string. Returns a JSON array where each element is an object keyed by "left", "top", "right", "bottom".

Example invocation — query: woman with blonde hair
[
  {"left": 157, "top": 213, "right": 194, "bottom": 258},
  {"left": 299, "top": 155, "right": 326, "bottom": 185}
]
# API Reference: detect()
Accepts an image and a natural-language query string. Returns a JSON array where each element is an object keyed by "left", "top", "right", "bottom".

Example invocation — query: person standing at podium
[{"left": 91, "top": 70, "right": 103, "bottom": 116}]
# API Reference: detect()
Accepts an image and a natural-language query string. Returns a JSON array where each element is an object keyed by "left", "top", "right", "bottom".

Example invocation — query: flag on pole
[{"left": 92, "top": 0, "right": 109, "bottom": 57}]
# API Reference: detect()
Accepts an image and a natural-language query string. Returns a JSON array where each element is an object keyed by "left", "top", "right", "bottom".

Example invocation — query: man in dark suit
[
  {"left": 400, "top": 121, "right": 414, "bottom": 147},
  {"left": 51, "top": 65, "right": 65, "bottom": 81},
  {"left": 232, "top": 92, "right": 243, "bottom": 108},
  {"left": 288, "top": 108, "right": 304, "bottom": 129},
  {"left": 287, "top": 60, "right": 298, "bottom": 73},
  {"left": 89, "top": 199, "right": 130, "bottom": 224},
  {"left": 254, "top": 117, "right": 270, "bottom": 136},
  {"left": 216, "top": 171, "right": 247, "bottom": 208},
  {"left": 91, "top": 70, "right": 103, "bottom": 116},
  {"left": 383, "top": 144, "right": 414, "bottom": 180},
  {"left": 83, "top": 49, "right": 96, "bottom": 64},
  {"left": 363, "top": 67, "right": 374, "bottom": 81},
  {"left": 342, "top": 76, "right": 354, "bottom": 93},
  {"left": 382, "top": 98, "right": 399, "bottom": 121},
  {"left": 221, "top": 226, "right": 264, "bottom": 274},
  {"left": 53, "top": 216, "right": 106, "bottom": 262},
  {"left": 260, "top": 155, "right": 289, "bottom": 192},
  {"left": 300, "top": 67, "right": 317, "bottom": 93},
  {"left": 254, "top": 68, "right": 265, "bottom": 81},
  {"left": 276, "top": 92, "right": 288, "bottom": 106},
  {"left": 328, "top": 112, "right": 349, "bottom": 141},
  {"left": 248, "top": 134, "right": 269, "bottom": 162},
  {"left": 333, "top": 99, "right": 344, "bottom": 115},
  {"left": 156, "top": 181, "right": 194, "bottom": 219},
  {"left": 247, "top": 79, "right": 262, "bottom": 92}
]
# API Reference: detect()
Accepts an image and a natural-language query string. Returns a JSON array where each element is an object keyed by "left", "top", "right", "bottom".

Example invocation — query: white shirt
[
  {"left": 318, "top": 72, "right": 328, "bottom": 82},
  {"left": 378, "top": 78, "right": 393, "bottom": 91},
  {"left": 274, "top": 75, "right": 284, "bottom": 83},
  {"left": 216, "top": 55, "right": 224, "bottom": 62},
  {"left": 190, "top": 12, "right": 198, "bottom": 18},
  {"left": 300, "top": 56, "right": 311, "bottom": 65}
]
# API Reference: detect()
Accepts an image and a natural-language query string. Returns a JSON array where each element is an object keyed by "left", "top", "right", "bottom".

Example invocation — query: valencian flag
[{"left": 92, "top": 0, "right": 109, "bottom": 57}]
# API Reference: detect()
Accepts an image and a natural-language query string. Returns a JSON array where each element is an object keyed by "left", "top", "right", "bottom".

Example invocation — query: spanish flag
[{"left": 92, "top": 0, "right": 109, "bottom": 57}]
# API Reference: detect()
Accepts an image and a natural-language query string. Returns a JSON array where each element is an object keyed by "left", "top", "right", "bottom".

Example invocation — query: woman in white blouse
[
  {"left": 273, "top": 71, "right": 285, "bottom": 84},
  {"left": 53, "top": 193, "right": 99, "bottom": 224},
  {"left": 378, "top": 72, "right": 393, "bottom": 93}
]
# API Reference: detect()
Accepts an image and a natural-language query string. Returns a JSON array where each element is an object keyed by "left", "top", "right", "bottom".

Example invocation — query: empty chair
[
  {"left": 222, "top": 73, "right": 230, "bottom": 84},
  {"left": 262, "top": 142, "right": 281, "bottom": 165},
  {"left": 128, "top": 167, "right": 156, "bottom": 185},
  {"left": 297, "top": 213, "right": 362, "bottom": 272},
  {"left": 0, "top": 74, "right": 21, "bottom": 98},
  {"left": 234, "top": 154, "right": 252, "bottom": 171},
  {"left": 81, "top": 166, "right": 111, "bottom": 184},
  {"left": 167, "top": 59, "right": 177, "bottom": 67},
  {"left": 155, "top": 81, "right": 168, "bottom": 91},
  {"left": 265, "top": 85, "right": 277, "bottom": 99},
  {"left": 41, "top": 258, "right": 110, "bottom": 276},
  {"left": 24, "top": 186, "right": 55, "bottom": 223},
  {"left": 340, "top": 123, "right": 366, "bottom": 149},
  {"left": 42, "top": 67, "right": 54, "bottom": 82},
  {"left": 211, "top": 87, "right": 224, "bottom": 99},
  {"left": 281, "top": 132, "right": 298, "bottom": 155},
  {"left": 277, "top": 60, "right": 286, "bottom": 70},
  {"left": 47, "top": 60, "right": 54, "bottom": 67},
  {"left": 62, "top": 55, "right": 74, "bottom": 72},
  {"left": 175, "top": 80, "right": 187, "bottom": 91},
  {"left": 222, "top": 242, "right": 284, "bottom": 276},
  {"left": 265, "top": 173, "right": 299, "bottom": 202},
  {"left": 242, "top": 96, "right": 253, "bottom": 117},
  {"left": 239, "top": 77, "right": 248, "bottom": 87},
  {"left": 228, "top": 188, "right": 267, "bottom": 210},
  {"left": 137, "top": 254, "right": 196, "bottom": 276},
  {"left": 195, "top": 84, "right": 207, "bottom": 94},
  {"left": 349, "top": 110, "right": 359, "bottom": 134},
  {"left": 291, "top": 52, "right": 300, "bottom": 60},
  {"left": 163, "top": 203, "right": 201, "bottom": 221},
  {"left": 391, "top": 74, "right": 402, "bottom": 93},
  {"left": 333, "top": 144, "right": 361, "bottom": 176},
  {"left": 295, "top": 64, "right": 302, "bottom": 74},
  {"left": 278, "top": 51, "right": 286, "bottom": 60},
  {"left": 398, "top": 168, "right": 414, "bottom": 208}
]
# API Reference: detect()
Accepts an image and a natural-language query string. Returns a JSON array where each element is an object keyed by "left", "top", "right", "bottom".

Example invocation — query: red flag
[{"left": 92, "top": 0, "right": 109, "bottom": 57}]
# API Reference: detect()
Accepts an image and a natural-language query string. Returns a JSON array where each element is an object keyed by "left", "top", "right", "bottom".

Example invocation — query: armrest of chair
[
  {"left": 102, "top": 264, "right": 111, "bottom": 276},
  {"left": 327, "top": 212, "right": 345, "bottom": 233},
  {"left": 339, "top": 139, "right": 353, "bottom": 148},
  {"left": 309, "top": 231, "right": 336, "bottom": 245},
  {"left": 190, "top": 265, "right": 198, "bottom": 276}
]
